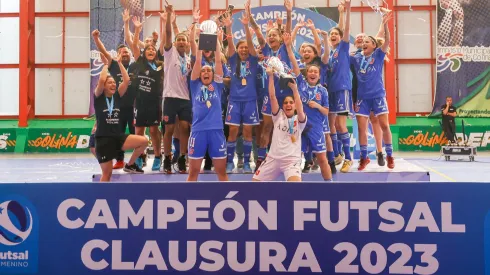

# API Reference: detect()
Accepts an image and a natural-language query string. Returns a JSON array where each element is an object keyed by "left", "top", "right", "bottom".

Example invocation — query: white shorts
[{"left": 252, "top": 156, "right": 302, "bottom": 181}]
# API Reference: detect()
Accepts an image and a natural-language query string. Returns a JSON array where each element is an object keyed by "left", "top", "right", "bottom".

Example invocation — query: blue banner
[
  {"left": 232, "top": 6, "right": 341, "bottom": 51},
  {"left": 0, "top": 182, "right": 488, "bottom": 274}
]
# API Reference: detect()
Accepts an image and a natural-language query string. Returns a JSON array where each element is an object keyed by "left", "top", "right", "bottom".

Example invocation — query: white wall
[{"left": 0, "top": 0, "right": 437, "bottom": 116}]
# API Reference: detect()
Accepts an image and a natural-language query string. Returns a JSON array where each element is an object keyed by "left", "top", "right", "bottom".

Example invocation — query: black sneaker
[
  {"left": 377, "top": 152, "right": 385, "bottom": 166},
  {"left": 329, "top": 161, "right": 337, "bottom": 174},
  {"left": 178, "top": 155, "right": 187, "bottom": 173},
  {"left": 123, "top": 163, "right": 144, "bottom": 174},
  {"left": 163, "top": 155, "right": 172, "bottom": 174},
  {"left": 171, "top": 153, "right": 178, "bottom": 164},
  {"left": 255, "top": 159, "right": 263, "bottom": 173},
  {"left": 302, "top": 161, "right": 313, "bottom": 173}
]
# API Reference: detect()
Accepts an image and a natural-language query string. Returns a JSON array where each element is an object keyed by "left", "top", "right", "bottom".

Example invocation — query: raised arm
[
  {"left": 95, "top": 65, "right": 108, "bottom": 98},
  {"left": 116, "top": 55, "right": 130, "bottom": 97},
  {"left": 283, "top": 33, "right": 300, "bottom": 76},
  {"left": 306, "top": 19, "right": 321, "bottom": 54},
  {"left": 171, "top": 11, "right": 180, "bottom": 36},
  {"left": 320, "top": 30, "right": 330, "bottom": 64},
  {"left": 337, "top": 3, "right": 345, "bottom": 30},
  {"left": 191, "top": 50, "right": 203, "bottom": 81},
  {"left": 223, "top": 12, "right": 235, "bottom": 57},
  {"left": 284, "top": 0, "right": 293, "bottom": 34},
  {"left": 291, "top": 20, "right": 305, "bottom": 48},
  {"left": 164, "top": 4, "right": 174, "bottom": 51},
  {"left": 132, "top": 17, "right": 144, "bottom": 60},
  {"left": 380, "top": 12, "right": 391, "bottom": 53},
  {"left": 92, "top": 29, "right": 114, "bottom": 65},
  {"left": 289, "top": 80, "right": 305, "bottom": 122},
  {"left": 123, "top": 9, "right": 135, "bottom": 50},
  {"left": 239, "top": 11, "right": 257, "bottom": 56},
  {"left": 342, "top": 0, "right": 351, "bottom": 42},
  {"left": 190, "top": 8, "right": 200, "bottom": 57},
  {"left": 247, "top": 0, "right": 266, "bottom": 48},
  {"left": 215, "top": 30, "right": 224, "bottom": 77},
  {"left": 159, "top": 11, "right": 168, "bottom": 54},
  {"left": 266, "top": 67, "right": 279, "bottom": 115}
]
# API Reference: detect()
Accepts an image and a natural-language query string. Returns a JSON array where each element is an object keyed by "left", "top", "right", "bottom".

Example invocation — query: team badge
[
  {"left": 354, "top": 100, "right": 362, "bottom": 113},
  {"left": 315, "top": 93, "right": 321, "bottom": 101},
  {"left": 334, "top": 52, "right": 339, "bottom": 58},
  {"left": 145, "top": 70, "right": 149, "bottom": 76},
  {"left": 370, "top": 58, "right": 375, "bottom": 64},
  {"left": 189, "top": 148, "right": 194, "bottom": 155},
  {"left": 208, "top": 84, "right": 214, "bottom": 91}
]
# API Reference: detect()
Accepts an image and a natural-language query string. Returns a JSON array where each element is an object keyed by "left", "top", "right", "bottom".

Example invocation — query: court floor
[{"left": 0, "top": 152, "right": 489, "bottom": 183}]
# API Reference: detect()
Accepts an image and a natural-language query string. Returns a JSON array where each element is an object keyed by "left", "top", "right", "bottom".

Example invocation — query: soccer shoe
[
  {"left": 226, "top": 162, "right": 235, "bottom": 173},
  {"left": 329, "top": 161, "right": 337, "bottom": 174},
  {"left": 178, "top": 155, "right": 187, "bottom": 173},
  {"left": 163, "top": 155, "right": 172, "bottom": 174},
  {"left": 113, "top": 160, "right": 124, "bottom": 170},
  {"left": 152, "top": 157, "right": 162, "bottom": 171},
  {"left": 334, "top": 154, "right": 344, "bottom": 165},
  {"left": 255, "top": 159, "right": 263, "bottom": 173},
  {"left": 302, "top": 161, "right": 313, "bottom": 173},
  {"left": 340, "top": 159, "right": 353, "bottom": 173},
  {"left": 377, "top": 152, "right": 386, "bottom": 166},
  {"left": 135, "top": 157, "right": 143, "bottom": 169},
  {"left": 237, "top": 158, "right": 244, "bottom": 169},
  {"left": 357, "top": 158, "right": 371, "bottom": 171},
  {"left": 243, "top": 162, "right": 253, "bottom": 173},
  {"left": 123, "top": 163, "right": 144, "bottom": 174},
  {"left": 387, "top": 156, "right": 395, "bottom": 169}
]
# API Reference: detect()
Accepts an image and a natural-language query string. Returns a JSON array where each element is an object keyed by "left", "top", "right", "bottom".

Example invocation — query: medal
[
  {"left": 242, "top": 78, "right": 247, "bottom": 86},
  {"left": 291, "top": 135, "right": 296, "bottom": 143},
  {"left": 206, "top": 100, "right": 211, "bottom": 108},
  {"left": 360, "top": 55, "right": 372, "bottom": 74}
]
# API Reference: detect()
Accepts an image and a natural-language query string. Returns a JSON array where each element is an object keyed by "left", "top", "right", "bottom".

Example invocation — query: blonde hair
[{"left": 375, "top": 37, "right": 390, "bottom": 62}]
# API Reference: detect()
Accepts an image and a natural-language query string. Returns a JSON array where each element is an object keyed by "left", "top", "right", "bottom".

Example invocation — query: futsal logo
[{"left": 0, "top": 197, "right": 38, "bottom": 273}]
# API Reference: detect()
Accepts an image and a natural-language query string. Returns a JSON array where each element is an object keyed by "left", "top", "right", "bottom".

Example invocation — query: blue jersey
[
  {"left": 190, "top": 79, "right": 224, "bottom": 132},
  {"left": 256, "top": 63, "right": 268, "bottom": 98},
  {"left": 327, "top": 40, "right": 352, "bottom": 92},
  {"left": 350, "top": 48, "right": 386, "bottom": 100},
  {"left": 229, "top": 53, "right": 258, "bottom": 101},
  {"left": 262, "top": 43, "right": 293, "bottom": 98},
  {"left": 297, "top": 75, "right": 329, "bottom": 130}
]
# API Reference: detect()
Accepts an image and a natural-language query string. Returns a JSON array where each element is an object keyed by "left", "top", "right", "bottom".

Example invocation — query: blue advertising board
[
  {"left": 231, "top": 6, "right": 343, "bottom": 50},
  {"left": 0, "top": 182, "right": 489, "bottom": 274}
]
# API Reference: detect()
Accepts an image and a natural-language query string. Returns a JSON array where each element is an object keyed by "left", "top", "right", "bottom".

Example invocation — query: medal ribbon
[
  {"left": 240, "top": 61, "right": 248, "bottom": 79},
  {"left": 288, "top": 117, "right": 295, "bottom": 135},
  {"left": 360, "top": 55, "right": 372, "bottom": 73},
  {"left": 179, "top": 55, "right": 187, "bottom": 76},
  {"left": 307, "top": 85, "right": 319, "bottom": 102},
  {"left": 328, "top": 48, "right": 338, "bottom": 71},
  {"left": 201, "top": 85, "right": 209, "bottom": 102},
  {"left": 148, "top": 62, "right": 157, "bottom": 71},
  {"left": 105, "top": 96, "right": 114, "bottom": 116}
]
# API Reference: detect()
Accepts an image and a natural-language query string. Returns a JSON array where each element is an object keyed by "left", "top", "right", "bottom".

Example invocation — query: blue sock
[
  {"left": 337, "top": 133, "right": 343, "bottom": 154},
  {"left": 327, "top": 151, "right": 335, "bottom": 163},
  {"left": 385, "top": 144, "right": 393, "bottom": 157},
  {"left": 330, "top": 134, "right": 339, "bottom": 156},
  {"left": 243, "top": 140, "right": 253, "bottom": 163},
  {"left": 360, "top": 145, "right": 368, "bottom": 160},
  {"left": 258, "top": 147, "right": 267, "bottom": 160},
  {"left": 227, "top": 142, "right": 236, "bottom": 163},
  {"left": 340, "top": 132, "right": 352, "bottom": 160},
  {"left": 172, "top": 138, "right": 180, "bottom": 157},
  {"left": 304, "top": 147, "right": 313, "bottom": 162}
]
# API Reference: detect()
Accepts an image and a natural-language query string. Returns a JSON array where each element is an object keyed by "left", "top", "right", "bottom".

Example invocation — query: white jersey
[
  {"left": 267, "top": 110, "right": 307, "bottom": 160},
  {"left": 163, "top": 46, "right": 191, "bottom": 100}
]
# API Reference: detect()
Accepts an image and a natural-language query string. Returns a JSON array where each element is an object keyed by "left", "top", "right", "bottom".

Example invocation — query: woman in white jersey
[{"left": 253, "top": 67, "right": 307, "bottom": 182}]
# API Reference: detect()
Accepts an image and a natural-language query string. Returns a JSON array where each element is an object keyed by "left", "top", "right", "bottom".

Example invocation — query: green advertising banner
[
  {"left": 0, "top": 129, "right": 17, "bottom": 153},
  {"left": 26, "top": 129, "right": 91, "bottom": 153},
  {"left": 398, "top": 125, "right": 490, "bottom": 151}
]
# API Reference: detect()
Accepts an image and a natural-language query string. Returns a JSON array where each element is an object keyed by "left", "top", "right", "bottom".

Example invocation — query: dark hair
[
  {"left": 117, "top": 44, "right": 129, "bottom": 52},
  {"left": 234, "top": 40, "right": 248, "bottom": 77},
  {"left": 175, "top": 32, "right": 189, "bottom": 41},
  {"left": 283, "top": 96, "right": 295, "bottom": 104},
  {"left": 330, "top": 27, "right": 344, "bottom": 38},
  {"left": 133, "top": 45, "right": 162, "bottom": 78}
]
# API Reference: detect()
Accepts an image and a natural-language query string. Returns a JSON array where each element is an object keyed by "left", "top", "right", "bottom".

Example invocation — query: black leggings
[{"left": 117, "top": 107, "right": 135, "bottom": 161}]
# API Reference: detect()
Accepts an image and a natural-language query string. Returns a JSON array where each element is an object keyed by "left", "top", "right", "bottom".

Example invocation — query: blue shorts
[
  {"left": 322, "top": 118, "right": 330, "bottom": 134},
  {"left": 225, "top": 100, "right": 260, "bottom": 126},
  {"left": 354, "top": 97, "right": 389, "bottom": 117},
  {"left": 89, "top": 134, "right": 95, "bottom": 148},
  {"left": 188, "top": 130, "right": 227, "bottom": 159},
  {"left": 302, "top": 127, "right": 327, "bottom": 153},
  {"left": 329, "top": 90, "right": 353, "bottom": 115}
]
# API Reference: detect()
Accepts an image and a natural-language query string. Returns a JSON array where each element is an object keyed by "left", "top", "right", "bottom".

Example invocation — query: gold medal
[
  {"left": 242, "top": 78, "right": 247, "bottom": 86},
  {"left": 291, "top": 135, "right": 296, "bottom": 143},
  {"left": 206, "top": 100, "right": 211, "bottom": 108}
]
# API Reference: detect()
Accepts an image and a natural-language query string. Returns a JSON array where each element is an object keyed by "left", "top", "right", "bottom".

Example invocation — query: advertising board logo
[
  {"left": 0, "top": 197, "right": 38, "bottom": 273},
  {"left": 0, "top": 201, "right": 33, "bottom": 246}
]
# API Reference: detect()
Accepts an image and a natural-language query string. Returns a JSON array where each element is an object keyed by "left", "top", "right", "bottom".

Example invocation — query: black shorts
[
  {"left": 95, "top": 135, "right": 129, "bottom": 164},
  {"left": 89, "top": 134, "right": 95, "bottom": 148},
  {"left": 162, "top": 97, "right": 192, "bottom": 125},
  {"left": 134, "top": 100, "right": 162, "bottom": 127}
]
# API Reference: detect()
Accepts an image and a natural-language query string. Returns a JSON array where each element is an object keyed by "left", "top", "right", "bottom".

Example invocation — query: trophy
[
  {"left": 199, "top": 20, "right": 218, "bottom": 51},
  {"left": 267, "top": 56, "right": 294, "bottom": 90}
]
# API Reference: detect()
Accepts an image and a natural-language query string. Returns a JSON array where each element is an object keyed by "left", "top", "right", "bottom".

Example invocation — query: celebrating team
[{"left": 91, "top": 0, "right": 395, "bottom": 182}]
